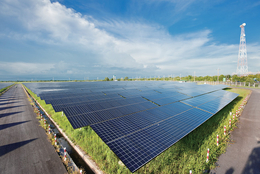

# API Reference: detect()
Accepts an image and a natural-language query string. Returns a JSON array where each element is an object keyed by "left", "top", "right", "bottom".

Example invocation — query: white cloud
[
  {"left": 0, "top": 0, "right": 260, "bottom": 79},
  {"left": 0, "top": 62, "right": 55, "bottom": 75}
]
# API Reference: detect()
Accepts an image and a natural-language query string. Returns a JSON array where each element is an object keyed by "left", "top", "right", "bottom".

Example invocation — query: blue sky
[{"left": 0, "top": 0, "right": 260, "bottom": 81}]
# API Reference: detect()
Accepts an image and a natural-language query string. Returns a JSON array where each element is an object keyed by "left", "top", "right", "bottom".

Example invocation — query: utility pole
[{"left": 217, "top": 68, "right": 220, "bottom": 83}]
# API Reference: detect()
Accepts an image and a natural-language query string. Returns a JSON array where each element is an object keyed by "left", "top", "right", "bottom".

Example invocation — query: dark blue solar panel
[
  {"left": 24, "top": 81, "right": 238, "bottom": 173},
  {"left": 182, "top": 94, "right": 215, "bottom": 107},
  {"left": 127, "top": 129, "right": 167, "bottom": 161},
  {"left": 222, "top": 91, "right": 240, "bottom": 100},
  {"left": 91, "top": 121, "right": 125, "bottom": 142},
  {"left": 99, "top": 107, "right": 214, "bottom": 172},
  {"left": 106, "top": 136, "right": 152, "bottom": 172},
  {"left": 124, "top": 112, "right": 153, "bottom": 128},
  {"left": 172, "top": 109, "right": 213, "bottom": 127},
  {"left": 139, "top": 111, "right": 162, "bottom": 123},
  {"left": 197, "top": 92, "right": 238, "bottom": 114}
]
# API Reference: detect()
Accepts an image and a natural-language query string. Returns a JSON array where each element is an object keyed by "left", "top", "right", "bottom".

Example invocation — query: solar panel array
[
  {"left": 0, "top": 83, "right": 13, "bottom": 90},
  {"left": 24, "top": 81, "right": 238, "bottom": 172}
]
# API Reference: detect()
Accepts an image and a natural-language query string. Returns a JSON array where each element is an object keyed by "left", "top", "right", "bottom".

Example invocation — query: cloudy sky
[{"left": 0, "top": 0, "right": 260, "bottom": 80}]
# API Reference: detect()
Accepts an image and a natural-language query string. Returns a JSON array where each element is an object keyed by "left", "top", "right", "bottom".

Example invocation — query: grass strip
[{"left": 24, "top": 85, "right": 250, "bottom": 174}]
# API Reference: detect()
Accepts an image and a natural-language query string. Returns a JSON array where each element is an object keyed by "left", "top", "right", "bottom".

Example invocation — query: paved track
[
  {"left": 0, "top": 84, "right": 67, "bottom": 174},
  {"left": 211, "top": 88, "right": 260, "bottom": 174}
]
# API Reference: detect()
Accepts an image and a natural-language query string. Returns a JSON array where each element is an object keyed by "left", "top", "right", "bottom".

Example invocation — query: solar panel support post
[{"left": 216, "top": 68, "right": 220, "bottom": 84}]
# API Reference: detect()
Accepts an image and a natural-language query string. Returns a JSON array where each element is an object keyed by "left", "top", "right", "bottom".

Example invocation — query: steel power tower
[{"left": 236, "top": 23, "right": 248, "bottom": 76}]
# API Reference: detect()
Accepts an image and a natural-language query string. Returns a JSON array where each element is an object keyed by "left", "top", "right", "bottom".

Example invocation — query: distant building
[{"left": 113, "top": 75, "right": 116, "bottom": 81}]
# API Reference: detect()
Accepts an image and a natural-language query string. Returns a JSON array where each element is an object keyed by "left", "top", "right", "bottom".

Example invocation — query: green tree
[
  {"left": 124, "top": 77, "right": 129, "bottom": 81},
  {"left": 226, "top": 74, "right": 231, "bottom": 80},
  {"left": 232, "top": 75, "right": 239, "bottom": 82},
  {"left": 212, "top": 76, "right": 217, "bottom": 81},
  {"left": 174, "top": 76, "right": 180, "bottom": 81},
  {"left": 104, "top": 77, "right": 109, "bottom": 81},
  {"left": 204, "top": 75, "right": 212, "bottom": 81},
  {"left": 245, "top": 76, "right": 254, "bottom": 83},
  {"left": 219, "top": 75, "right": 225, "bottom": 81},
  {"left": 186, "top": 75, "right": 192, "bottom": 81},
  {"left": 240, "top": 76, "right": 246, "bottom": 82},
  {"left": 197, "top": 76, "right": 204, "bottom": 81}
]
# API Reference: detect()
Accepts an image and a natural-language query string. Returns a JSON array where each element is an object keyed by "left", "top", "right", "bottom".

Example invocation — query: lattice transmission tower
[{"left": 236, "top": 23, "right": 248, "bottom": 76}]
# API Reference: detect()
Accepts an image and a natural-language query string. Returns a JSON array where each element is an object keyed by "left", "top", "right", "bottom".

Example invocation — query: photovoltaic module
[{"left": 24, "top": 81, "right": 238, "bottom": 172}]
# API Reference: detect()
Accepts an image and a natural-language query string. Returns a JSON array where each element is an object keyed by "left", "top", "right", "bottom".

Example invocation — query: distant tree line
[
  {"left": 2, "top": 74, "right": 259, "bottom": 83},
  {"left": 103, "top": 74, "right": 260, "bottom": 83}
]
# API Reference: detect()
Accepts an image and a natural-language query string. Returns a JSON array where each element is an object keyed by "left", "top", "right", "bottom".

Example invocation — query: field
[{"left": 24, "top": 85, "right": 250, "bottom": 174}]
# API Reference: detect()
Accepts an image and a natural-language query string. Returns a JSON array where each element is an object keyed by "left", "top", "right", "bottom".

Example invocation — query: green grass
[
  {"left": 0, "top": 87, "right": 9, "bottom": 93},
  {"left": 24, "top": 85, "right": 250, "bottom": 174}
]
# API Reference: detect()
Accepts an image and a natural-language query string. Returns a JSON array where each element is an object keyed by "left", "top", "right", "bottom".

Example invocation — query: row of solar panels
[
  {"left": 51, "top": 91, "right": 186, "bottom": 112},
  {"left": 64, "top": 90, "right": 237, "bottom": 128},
  {"left": 91, "top": 92, "right": 238, "bottom": 172},
  {"left": 24, "top": 82, "right": 237, "bottom": 173},
  {"left": 26, "top": 81, "right": 226, "bottom": 97},
  {"left": 24, "top": 82, "right": 231, "bottom": 128},
  {"left": 96, "top": 108, "right": 212, "bottom": 172},
  {"left": 44, "top": 89, "right": 156, "bottom": 105},
  {"left": 26, "top": 82, "right": 228, "bottom": 114},
  {"left": 0, "top": 83, "right": 13, "bottom": 90}
]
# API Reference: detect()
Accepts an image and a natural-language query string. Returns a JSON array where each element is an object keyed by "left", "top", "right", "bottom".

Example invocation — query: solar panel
[
  {"left": 197, "top": 96, "right": 238, "bottom": 114},
  {"left": 24, "top": 81, "right": 237, "bottom": 173},
  {"left": 101, "top": 108, "right": 213, "bottom": 172},
  {"left": 0, "top": 83, "right": 13, "bottom": 90}
]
